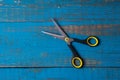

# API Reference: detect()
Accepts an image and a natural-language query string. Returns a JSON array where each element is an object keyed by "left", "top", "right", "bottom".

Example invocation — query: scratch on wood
[
  {"left": 29, "top": 68, "right": 43, "bottom": 73},
  {"left": 47, "top": 78, "right": 68, "bottom": 80},
  {"left": 40, "top": 53, "right": 48, "bottom": 57},
  {"left": 3, "top": 24, "right": 120, "bottom": 36},
  {"left": 10, "top": 48, "right": 22, "bottom": 54},
  {"left": 85, "top": 59, "right": 101, "bottom": 66}
]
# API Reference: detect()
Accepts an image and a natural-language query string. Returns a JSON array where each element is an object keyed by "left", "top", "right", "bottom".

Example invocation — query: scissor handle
[
  {"left": 67, "top": 44, "right": 83, "bottom": 68},
  {"left": 72, "top": 57, "right": 83, "bottom": 68},
  {"left": 86, "top": 36, "right": 99, "bottom": 47}
]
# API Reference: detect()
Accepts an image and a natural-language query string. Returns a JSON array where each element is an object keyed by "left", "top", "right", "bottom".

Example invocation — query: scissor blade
[
  {"left": 41, "top": 31, "right": 65, "bottom": 40},
  {"left": 51, "top": 18, "right": 68, "bottom": 37}
]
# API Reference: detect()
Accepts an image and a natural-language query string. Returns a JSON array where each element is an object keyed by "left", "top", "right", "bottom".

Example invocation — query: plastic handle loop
[
  {"left": 87, "top": 36, "right": 99, "bottom": 47},
  {"left": 72, "top": 57, "right": 83, "bottom": 68}
]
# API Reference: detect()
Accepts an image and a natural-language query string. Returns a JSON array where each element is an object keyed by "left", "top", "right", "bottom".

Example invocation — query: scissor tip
[
  {"left": 41, "top": 31, "right": 45, "bottom": 33},
  {"left": 41, "top": 31, "right": 49, "bottom": 34}
]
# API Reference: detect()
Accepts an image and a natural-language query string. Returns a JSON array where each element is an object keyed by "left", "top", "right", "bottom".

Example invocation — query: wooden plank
[
  {"left": 0, "top": 0, "right": 119, "bottom": 67},
  {"left": 0, "top": 25, "right": 120, "bottom": 67},
  {"left": 0, "top": 68, "right": 119, "bottom": 80},
  {"left": 0, "top": 0, "right": 119, "bottom": 24}
]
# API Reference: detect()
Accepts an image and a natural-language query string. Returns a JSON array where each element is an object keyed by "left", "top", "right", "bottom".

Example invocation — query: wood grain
[
  {"left": 0, "top": 68, "right": 119, "bottom": 80},
  {"left": 0, "top": 0, "right": 120, "bottom": 80}
]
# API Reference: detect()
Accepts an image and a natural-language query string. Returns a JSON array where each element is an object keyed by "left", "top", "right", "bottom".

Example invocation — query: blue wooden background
[{"left": 0, "top": 0, "right": 120, "bottom": 80}]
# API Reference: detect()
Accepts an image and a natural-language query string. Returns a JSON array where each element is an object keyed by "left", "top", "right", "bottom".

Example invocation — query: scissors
[{"left": 41, "top": 18, "right": 99, "bottom": 68}]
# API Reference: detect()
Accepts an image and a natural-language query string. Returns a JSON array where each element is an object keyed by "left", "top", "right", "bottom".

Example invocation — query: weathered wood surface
[
  {"left": 0, "top": 68, "right": 119, "bottom": 80},
  {"left": 0, "top": 0, "right": 120, "bottom": 80}
]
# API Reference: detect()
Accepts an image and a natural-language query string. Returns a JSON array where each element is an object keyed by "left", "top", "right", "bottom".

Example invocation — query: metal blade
[
  {"left": 41, "top": 31, "right": 65, "bottom": 40},
  {"left": 51, "top": 18, "right": 68, "bottom": 37}
]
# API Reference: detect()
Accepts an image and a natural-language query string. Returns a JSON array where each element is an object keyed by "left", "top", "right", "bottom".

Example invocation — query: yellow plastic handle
[
  {"left": 87, "top": 36, "right": 99, "bottom": 47},
  {"left": 72, "top": 57, "right": 83, "bottom": 68}
]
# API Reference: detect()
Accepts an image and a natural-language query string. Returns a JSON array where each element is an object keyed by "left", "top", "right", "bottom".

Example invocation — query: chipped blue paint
[{"left": 0, "top": 0, "right": 120, "bottom": 80}]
